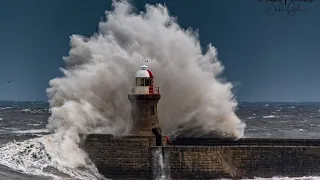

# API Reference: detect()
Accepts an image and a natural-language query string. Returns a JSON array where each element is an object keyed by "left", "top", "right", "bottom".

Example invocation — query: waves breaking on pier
[
  {"left": 0, "top": 0, "right": 246, "bottom": 179},
  {"left": 45, "top": 0, "right": 245, "bottom": 169}
]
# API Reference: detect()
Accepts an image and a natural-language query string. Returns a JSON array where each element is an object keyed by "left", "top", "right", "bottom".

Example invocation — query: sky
[{"left": 0, "top": 0, "right": 319, "bottom": 101}]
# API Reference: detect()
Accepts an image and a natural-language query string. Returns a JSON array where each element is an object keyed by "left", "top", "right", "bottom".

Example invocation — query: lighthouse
[{"left": 128, "top": 64, "right": 161, "bottom": 136}]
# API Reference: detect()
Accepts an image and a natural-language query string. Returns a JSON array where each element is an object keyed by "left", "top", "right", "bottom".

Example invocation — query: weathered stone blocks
[{"left": 82, "top": 135, "right": 320, "bottom": 179}]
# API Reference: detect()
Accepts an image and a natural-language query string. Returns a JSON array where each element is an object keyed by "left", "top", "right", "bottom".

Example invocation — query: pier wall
[
  {"left": 163, "top": 146, "right": 320, "bottom": 179},
  {"left": 82, "top": 134, "right": 320, "bottom": 179},
  {"left": 82, "top": 134, "right": 166, "bottom": 179}
]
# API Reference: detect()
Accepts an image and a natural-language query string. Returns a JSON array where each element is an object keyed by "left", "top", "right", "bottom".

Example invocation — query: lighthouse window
[
  {"left": 136, "top": 78, "right": 152, "bottom": 86},
  {"left": 150, "top": 106, "right": 155, "bottom": 115},
  {"left": 136, "top": 78, "right": 141, "bottom": 86},
  {"left": 145, "top": 79, "right": 151, "bottom": 86}
]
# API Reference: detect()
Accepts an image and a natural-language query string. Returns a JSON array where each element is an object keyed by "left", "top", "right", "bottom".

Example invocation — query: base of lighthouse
[{"left": 128, "top": 94, "right": 161, "bottom": 136}]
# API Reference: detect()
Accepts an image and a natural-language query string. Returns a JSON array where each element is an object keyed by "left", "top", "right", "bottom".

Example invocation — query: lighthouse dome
[{"left": 135, "top": 65, "right": 154, "bottom": 78}]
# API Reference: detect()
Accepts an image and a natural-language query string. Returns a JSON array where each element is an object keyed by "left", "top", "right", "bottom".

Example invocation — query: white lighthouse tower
[{"left": 128, "top": 64, "right": 161, "bottom": 136}]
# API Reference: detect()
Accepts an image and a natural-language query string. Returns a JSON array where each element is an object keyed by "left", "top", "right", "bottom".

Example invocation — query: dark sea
[{"left": 0, "top": 101, "right": 319, "bottom": 180}]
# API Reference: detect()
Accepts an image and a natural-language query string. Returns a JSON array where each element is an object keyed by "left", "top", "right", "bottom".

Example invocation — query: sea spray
[
  {"left": 45, "top": 0, "right": 246, "bottom": 168},
  {"left": 0, "top": 135, "right": 104, "bottom": 180},
  {"left": 152, "top": 147, "right": 170, "bottom": 180}
]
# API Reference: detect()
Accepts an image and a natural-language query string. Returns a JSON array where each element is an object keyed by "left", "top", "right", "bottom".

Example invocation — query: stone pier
[{"left": 82, "top": 135, "right": 320, "bottom": 179}]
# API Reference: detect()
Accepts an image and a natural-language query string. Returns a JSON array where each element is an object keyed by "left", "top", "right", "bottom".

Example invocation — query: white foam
[
  {"left": 1, "top": 127, "right": 19, "bottom": 131},
  {"left": 152, "top": 148, "right": 170, "bottom": 180},
  {"left": 0, "top": 107, "right": 12, "bottom": 110},
  {"left": 21, "top": 109, "right": 31, "bottom": 112},
  {"left": 263, "top": 115, "right": 277, "bottom": 119},
  {"left": 21, "top": 109, "right": 44, "bottom": 114},
  {"left": 0, "top": 135, "right": 106, "bottom": 180},
  {"left": 11, "top": 129, "right": 50, "bottom": 134},
  {"left": 247, "top": 117, "right": 256, "bottom": 119},
  {"left": 27, "top": 124, "right": 42, "bottom": 126}
]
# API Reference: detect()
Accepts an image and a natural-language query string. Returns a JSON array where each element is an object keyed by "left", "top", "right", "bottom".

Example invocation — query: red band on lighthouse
[{"left": 147, "top": 70, "right": 153, "bottom": 78}]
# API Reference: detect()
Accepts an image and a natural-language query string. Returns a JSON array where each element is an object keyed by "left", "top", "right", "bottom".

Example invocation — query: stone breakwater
[{"left": 81, "top": 134, "right": 320, "bottom": 179}]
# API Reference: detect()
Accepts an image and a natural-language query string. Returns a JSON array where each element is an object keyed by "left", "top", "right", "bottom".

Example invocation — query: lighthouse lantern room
[{"left": 131, "top": 65, "right": 159, "bottom": 95}]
